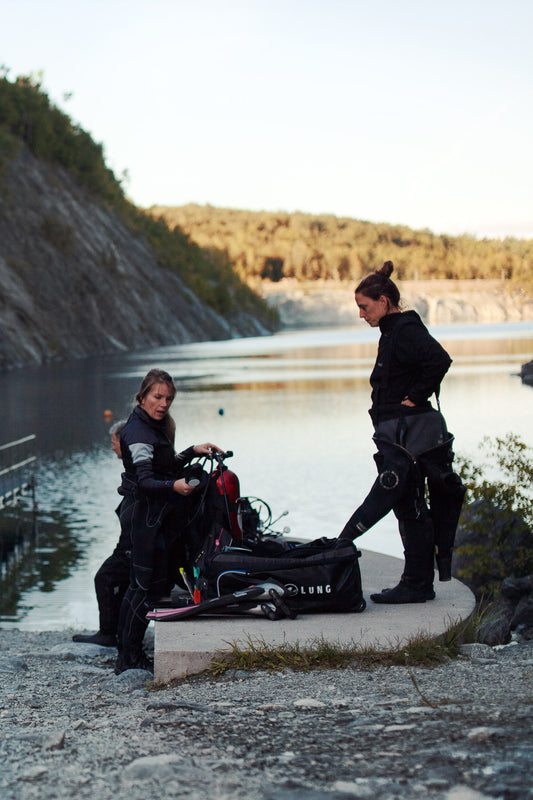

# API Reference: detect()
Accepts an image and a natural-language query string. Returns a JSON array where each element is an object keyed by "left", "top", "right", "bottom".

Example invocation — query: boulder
[
  {"left": 452, "top": 499, "right": 533, "bottom": 644},
  {"left": 452, "top": 499, "right": 533, "bottom": 598},
  {"left": 519, "top": 360, "right": 533, "bottom": 386}
]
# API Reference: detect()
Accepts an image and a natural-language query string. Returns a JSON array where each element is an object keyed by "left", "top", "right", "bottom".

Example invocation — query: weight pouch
[{"left": 374, "top": 409, "right": 449, "bottom": 456}]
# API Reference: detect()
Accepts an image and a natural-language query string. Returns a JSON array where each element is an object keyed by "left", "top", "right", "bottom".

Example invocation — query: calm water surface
[{"left": 1, "top": 321, "right": 532, "bottom": 629}]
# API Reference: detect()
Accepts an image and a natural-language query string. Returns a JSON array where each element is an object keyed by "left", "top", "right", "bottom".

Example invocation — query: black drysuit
[
  {"left": 92, "top": 500, "right": 131, "bottom": 638},
  {"left": 340, "top": 310, "right": 464, "bottom": 591},
  {"left": 116, "top": 406, "right": 197, "bottom": 664}
]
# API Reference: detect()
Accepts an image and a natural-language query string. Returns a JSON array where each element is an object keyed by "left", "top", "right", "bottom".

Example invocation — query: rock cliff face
[
  {"left": 0, "top": 148, "right": 272, "bottom": 369},
  {"left": 260, "top": 279, "right": 533, "bottom": 328}
]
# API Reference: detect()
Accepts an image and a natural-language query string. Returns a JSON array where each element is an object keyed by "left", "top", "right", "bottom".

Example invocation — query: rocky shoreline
[
  {"left": 260, "top": 279, "right": 533, "bottom": 329},
  {"left": 1, "top": 629, "right": 532, "bottom": 800}
]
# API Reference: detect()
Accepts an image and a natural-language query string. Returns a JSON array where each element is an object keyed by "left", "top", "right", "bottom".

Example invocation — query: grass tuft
[
  {"left": 150, "top": 607, "right": 489, "bottom": 689},
  {"left": 205, "top": 607, "right": 487, "bottom": 678}
]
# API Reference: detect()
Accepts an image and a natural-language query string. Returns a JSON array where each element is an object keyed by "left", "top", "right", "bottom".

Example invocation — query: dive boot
[
  {"left": 114, "top": 650, "right": 154, "bottom": 675},
  {"left": 371, "top": 580, "right": 435, "bottom": 604}
]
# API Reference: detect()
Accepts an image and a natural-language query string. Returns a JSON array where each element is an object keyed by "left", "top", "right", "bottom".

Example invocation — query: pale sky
[{"left": 1, "top": 0, "right": 531, "bottom": 238}]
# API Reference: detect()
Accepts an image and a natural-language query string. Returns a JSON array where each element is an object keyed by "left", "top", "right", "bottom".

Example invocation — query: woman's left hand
[
  {"left": 173, "top": 478, "right": 197, "bottom": 496},
  {"left": 193, "top": 442, "right": 224, "bottom": 456},
  {"left": 401, "top": 397, "right": 416, "bottom": 407}
]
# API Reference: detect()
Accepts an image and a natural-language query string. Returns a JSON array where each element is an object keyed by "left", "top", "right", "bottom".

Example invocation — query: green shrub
[
  {"left": 0, "top": 127, "right": 20, "bottom": 177},
  {"left": 455, "top": 434, "right": 533, "bottom": 597}
]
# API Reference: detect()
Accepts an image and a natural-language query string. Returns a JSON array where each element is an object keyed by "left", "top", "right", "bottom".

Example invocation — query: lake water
[{"left": 1, "top": 321, "right": 532, "bottom": 630}]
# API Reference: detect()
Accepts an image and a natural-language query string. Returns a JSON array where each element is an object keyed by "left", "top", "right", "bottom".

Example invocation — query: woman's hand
[
  {"left": 193, "top": 442, "right": 224, "bottom": 456},
  {"left": 173, "top": 478, "right": 197, "bottom": 496},
  {"left": 401, "top": 397, "right": 416, "bottom": 407}
]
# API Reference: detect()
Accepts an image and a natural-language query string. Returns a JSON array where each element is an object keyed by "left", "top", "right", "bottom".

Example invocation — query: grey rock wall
[{"left": 0, "top": 148, "right": 270, "bottom": 369}]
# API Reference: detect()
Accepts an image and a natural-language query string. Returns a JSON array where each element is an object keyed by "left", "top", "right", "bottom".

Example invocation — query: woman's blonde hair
[
  {"left": 135, "top": 369, "right": 176, "bottom": 441},
  {"left": 135, "top": 369, "right": 176, "bottom": 405}
]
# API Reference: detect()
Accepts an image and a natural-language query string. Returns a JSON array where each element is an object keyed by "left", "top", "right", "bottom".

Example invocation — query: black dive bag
[{"left": 203, "top": 537, "right": 366, "bottom": 614}]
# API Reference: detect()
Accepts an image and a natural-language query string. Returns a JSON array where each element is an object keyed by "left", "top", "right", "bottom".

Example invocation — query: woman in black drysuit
[
  {"left": 336, "top": 261, "right": 465, "bottom": 604},
  {"left": 114, "top": 368, "right": 223, "bottom": 673}
]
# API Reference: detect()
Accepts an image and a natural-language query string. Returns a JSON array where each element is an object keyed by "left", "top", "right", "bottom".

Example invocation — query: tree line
[
  {"left": 151, "top": 203, "right": 533, "bottom": 288},
  {"left": 3, "top": 69, "right": 530, "bottom": 304}
]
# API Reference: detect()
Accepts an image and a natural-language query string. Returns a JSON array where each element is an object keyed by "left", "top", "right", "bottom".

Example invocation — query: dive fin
[{"left": 146, "top": 582, "right": 281, "bottom": 621}]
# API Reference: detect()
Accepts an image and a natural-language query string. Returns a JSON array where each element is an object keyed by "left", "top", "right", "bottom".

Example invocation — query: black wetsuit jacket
[
  {"left": 369, "top": 310, "right": 452, "bottom": 424},
  {"left": 119, "top": 406, "right": 196, "bottom": 499}
]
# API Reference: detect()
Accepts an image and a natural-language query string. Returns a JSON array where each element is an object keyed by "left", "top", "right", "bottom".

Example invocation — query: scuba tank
[{"left": 212, "top": 461, "right": 242, "bottom": 540}]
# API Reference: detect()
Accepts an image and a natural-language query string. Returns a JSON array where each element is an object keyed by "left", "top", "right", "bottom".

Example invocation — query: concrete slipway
[{"left": 154, "top": 549, "right": 476, "bottom": 683}]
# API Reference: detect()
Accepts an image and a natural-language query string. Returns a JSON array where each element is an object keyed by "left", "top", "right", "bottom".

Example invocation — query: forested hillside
[
  {"left": 0, "top": 75, "right": 278, "bottom": 368},
  {"left": 151, "top": 204, "right": 533, "bottom": 287}
]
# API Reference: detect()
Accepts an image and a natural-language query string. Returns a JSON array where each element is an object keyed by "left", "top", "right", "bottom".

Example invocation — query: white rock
[
  {"left": 122, "top": 754, "right": 183, "bottom": 781},
  {"left": 293, "top": 697, "right": 326, "bottom": 708}
]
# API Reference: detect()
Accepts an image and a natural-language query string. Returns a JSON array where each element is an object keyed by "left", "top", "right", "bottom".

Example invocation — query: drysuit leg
[
  {"left": 116, "top": 583, "right": 150, "bottom": 660},
  {"left": 395, "top": 506, "right": 436, "bottom": 594},
  {"left": 338, "top": 443, "right": 413, "bottom": 541},
  {"left": 116, "top": 540, "right": 171, "bottom": 669},
  {"left": 115, "top": 498, "right": 189, "bottom": 671},
  {"left": 115, "top": 495, "right": 167, "bottom": 668},
  {"left": 94, "top": 545, "right": 131, "bottom": 637},
  {"left": 421, "top": 445, "right": 466, "bottom": 580},
  {"left": 370, "top": 468, "right": 436, "bottom": 604}
]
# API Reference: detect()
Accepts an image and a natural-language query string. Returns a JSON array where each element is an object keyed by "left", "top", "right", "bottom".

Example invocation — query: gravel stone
[{"left": 0, "top": 629, "right": 531, "bottom": 800}]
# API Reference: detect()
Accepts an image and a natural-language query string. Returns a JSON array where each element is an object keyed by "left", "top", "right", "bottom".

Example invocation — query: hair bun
[{"left": 378, "top": 260, "right": 394, "bottom": 279}]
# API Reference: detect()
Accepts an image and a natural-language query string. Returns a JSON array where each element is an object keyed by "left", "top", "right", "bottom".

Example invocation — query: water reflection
[
  {"left": 0, "top": 506, "right": 84, "bottom": 620},
  {"left": 0, "top": 322, "right": 532, "bottom": 629},
  {"left": 0, "top": 449, "right": 124, "bottom": 627}
]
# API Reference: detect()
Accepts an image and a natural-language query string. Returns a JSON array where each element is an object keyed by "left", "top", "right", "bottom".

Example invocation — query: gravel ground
[{"left": 1, "top": 629, "right": 532, "bottom": 800}]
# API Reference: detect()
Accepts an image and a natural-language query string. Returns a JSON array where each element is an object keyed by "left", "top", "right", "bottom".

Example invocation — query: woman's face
[
  {"left": 140, "top": 382, "right": 175, "bottom": 420},
  {"left": 355, "top": 292, "right": 390, "bottom": 327},
  {"left": 111, "top": 432, "right": 122, "bottom": 458}
]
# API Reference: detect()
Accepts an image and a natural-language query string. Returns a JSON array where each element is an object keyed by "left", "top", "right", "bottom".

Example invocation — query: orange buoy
[{"left": 103, "top": 409, "right": 113, "bottom": 419}]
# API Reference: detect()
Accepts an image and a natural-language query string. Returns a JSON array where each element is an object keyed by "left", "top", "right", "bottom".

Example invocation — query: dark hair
[
  {"left": 355, "top": 261, "right": 401, "bottom": 310},
  {"left": 135, "top": 369, "right": 176, "bottom": 405}
]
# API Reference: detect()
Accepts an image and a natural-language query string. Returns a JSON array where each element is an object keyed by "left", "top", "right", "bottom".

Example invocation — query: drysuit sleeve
[
  {"left": 396, "top": 323, "right": 452, "bottom": 405},
  {"left": 129, "top": 442, "right": 176, "bottom": 497},
  {"left": 174, "top": 446, "right": 197, "bottom": 476}
]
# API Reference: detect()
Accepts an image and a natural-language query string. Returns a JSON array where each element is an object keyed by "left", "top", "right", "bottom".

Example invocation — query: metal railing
[{"left": 0, "top": 435, "right": 37, "bottom": 509}]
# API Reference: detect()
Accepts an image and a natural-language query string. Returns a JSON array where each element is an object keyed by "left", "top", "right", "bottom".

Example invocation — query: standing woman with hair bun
[{"left": 336, "top": 261, "right": 464, "bottom": 604}]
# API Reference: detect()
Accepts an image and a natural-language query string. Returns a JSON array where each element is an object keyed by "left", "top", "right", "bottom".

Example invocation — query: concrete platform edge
[{"left": 153, "top": 548, "right": 476, "bottom": 683}]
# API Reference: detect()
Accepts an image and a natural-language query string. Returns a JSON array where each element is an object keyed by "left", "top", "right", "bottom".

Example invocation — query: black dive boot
[
  {"left": 114, "top": 648, "right": 154, "bottom": 675},
  {"left": 370, "top": 579, "right": 435, "bottom": 604},
  {"left": 371, "top": 518, "right": 435, "bottom": 604}
]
